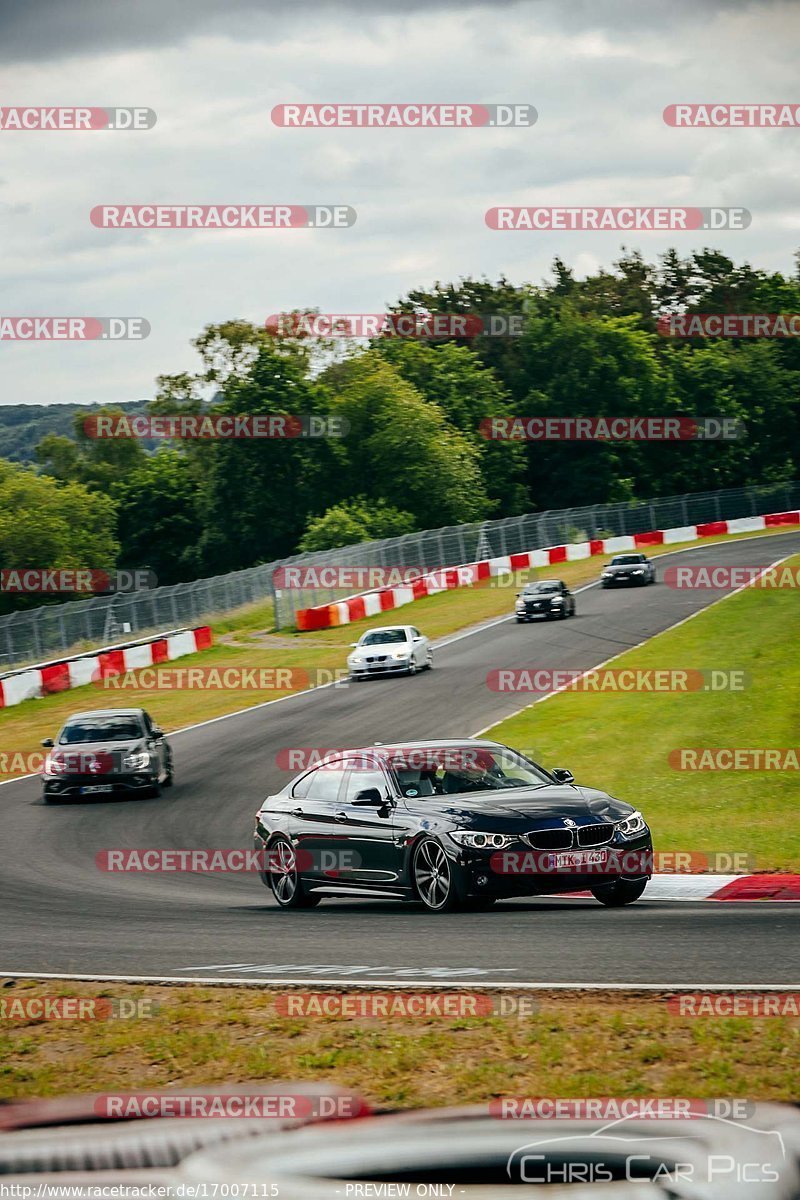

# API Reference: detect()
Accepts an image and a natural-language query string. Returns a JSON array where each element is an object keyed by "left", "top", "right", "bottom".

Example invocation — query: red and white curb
[
  {"left": 557, "top": 873, "right": 800, "bottom": 901},
  {"left": 0, "top": 626, "right": 213, "bottom": 710},
  {"left": 296, "top": 509, "right": 800, "bottom": 630}
]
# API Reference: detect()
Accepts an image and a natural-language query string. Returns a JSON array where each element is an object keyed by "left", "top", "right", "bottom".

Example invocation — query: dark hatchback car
[
  {"left": 601, "top": 553, "right": 656, "bottom": 587},
  {"left": 254, "top": 740, "right": 651, "bottom": 912},
  {"left": 515, "top": 579, "right": 575, "bottom": 622},
  {"left": 41, "top": 708, "right": 174, "bottom": 802}
]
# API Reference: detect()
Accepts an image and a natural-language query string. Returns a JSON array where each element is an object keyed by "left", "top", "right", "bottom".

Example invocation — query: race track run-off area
[{"left": 1, "top": 533, "right": 798, "bottom": 988}]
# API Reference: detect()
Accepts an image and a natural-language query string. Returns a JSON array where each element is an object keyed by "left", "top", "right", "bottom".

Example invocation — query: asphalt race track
[{"left": 1, "top": 533, "right": 798, "bottom": 987}]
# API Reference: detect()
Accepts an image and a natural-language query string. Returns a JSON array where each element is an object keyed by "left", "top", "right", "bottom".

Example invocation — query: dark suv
[
  {"left": 41, "top": 708, "right": 174, "bottom": 802},
  {"left": 515, "top": 579, "right": 576, "bottom": 622}
]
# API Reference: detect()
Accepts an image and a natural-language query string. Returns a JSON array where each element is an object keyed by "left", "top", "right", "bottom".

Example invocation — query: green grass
[
  {"left": 1, "top": 981, "right": 798, "bottom": 1104},
  {"left": 485, "top": 555, "right": 800, "bottom": 871}
]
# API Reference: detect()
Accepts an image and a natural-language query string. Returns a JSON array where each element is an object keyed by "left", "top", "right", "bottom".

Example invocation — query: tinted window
[
  {"left": 343, "top": 770, "right": 387, "bottom": 804},
  {"left": 611, "top": 555, "right": 644, "bottom": 565},
  {"left": 525, "top": 582, "right": 560, "bottom": 594},
  {"left": 59, "top": 717, "right": 143, "bottom": 744},
  {"left": 361, "top": 628, "right": 407, "bottom": 645},
  {"left": 305, "top": 766, "right": 346, "bottom": 802},
  {"left": 291, "top": 771, "right": 316, "bottom": 799}
]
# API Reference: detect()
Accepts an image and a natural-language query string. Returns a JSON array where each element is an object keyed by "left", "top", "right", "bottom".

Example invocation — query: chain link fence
[{"left": 1, "top": 480, "right": 797, "bottom": 669}]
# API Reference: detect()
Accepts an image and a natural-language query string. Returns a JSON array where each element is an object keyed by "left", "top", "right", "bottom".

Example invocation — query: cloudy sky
[{"left": 1, "top": 0, "right": 799, "bottom": 406}]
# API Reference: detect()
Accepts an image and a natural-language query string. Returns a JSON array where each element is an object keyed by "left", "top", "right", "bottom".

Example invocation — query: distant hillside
[{"left": 0, "top": 401, "right": 150, "bottom": 463}]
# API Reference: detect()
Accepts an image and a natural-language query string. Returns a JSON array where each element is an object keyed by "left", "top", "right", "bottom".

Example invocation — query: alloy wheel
[{"left": 414, "top": 839, "right": 457, "bottom": 911}]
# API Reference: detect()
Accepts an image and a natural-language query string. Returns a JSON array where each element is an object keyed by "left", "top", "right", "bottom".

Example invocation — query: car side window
[
  {"left": 305, "top": 766, "right": 347, "bottom": 803},
  {"left": 141, "top": 712, "right": 154, "bottom": 736},
  {"left": 411, "top": 628, "right": 421, "bottom": 638},
  {"left": 343, "top": 769, "right": 388, "bottom": 804},
  {"left": 291, "top": 771, "right": 315, "bottom": 799}
]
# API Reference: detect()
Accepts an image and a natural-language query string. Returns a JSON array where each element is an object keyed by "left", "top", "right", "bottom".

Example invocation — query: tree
[
  {"left": 299, "top": 498, "right": 415, "bottom": 551},
  {"left": 0, "top": 460, "right": 118, "bottom": 613}
]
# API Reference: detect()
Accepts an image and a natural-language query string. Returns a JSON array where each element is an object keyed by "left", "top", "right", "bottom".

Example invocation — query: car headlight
[
  {"left": 123, "top": 751, "right": 150, "bottom": 771},
  {"left": 551, "top": 597, "right": 564, "bottom": 604},
  {"left": 350, "top": 655, "right": 363, "bottom": 664},
  {"left": 617, "top": 810, "right": 647, "bottom": 838},
  {"left": 632, "top": 569, "right": 644, "bottom": 575},
  {"left": 391, "top": 649, "right": 409, "bottom": 660},
  {"left": 602, "top": 571, "right": 612, "bottom": 576},
  {"left": 449, "top": 830, "right": 517, "bottom": 850}
]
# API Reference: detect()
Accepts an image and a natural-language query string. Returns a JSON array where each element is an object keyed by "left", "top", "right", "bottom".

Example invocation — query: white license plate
[
  {"left": 80, "top": 785, "right": 112, "bottom": 794},
  {"left": 550, "top": 850, "right": 607, "bottom": 870}
]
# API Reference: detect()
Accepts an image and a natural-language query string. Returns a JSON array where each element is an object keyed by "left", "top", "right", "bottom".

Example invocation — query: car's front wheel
[
  {"left": 412, "top": 838, "right": 461, "bottom": 912},
  {"left": 267, "top": 837, "right": 321, "bottom": 908},
  {"left": 591, "top": 878, "right": 648, "bottom": 907}
]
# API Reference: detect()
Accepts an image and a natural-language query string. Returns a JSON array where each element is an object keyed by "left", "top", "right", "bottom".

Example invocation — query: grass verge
[
  {"left": 485, "top": 555, "right": 800, "bottom": 871},
  {"left": 1, "top": 981, "right": 797, "bottom": 1104}
]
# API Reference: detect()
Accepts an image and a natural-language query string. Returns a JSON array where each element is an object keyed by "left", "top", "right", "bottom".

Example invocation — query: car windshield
[
  {"left": 611, "top": 556, "right": 643, "bottom": 565},
  {"left": 360, "top": 629, "right": 407, "bottom": 646},
  {"left": 525, "top": 582, "right": 560, "bottom": 593},
  {"left": 385, "top": 746, "right": 552, "bottom": 798},
  {"left": 59, "top": 718, "right": 142, "bottom": 744}
]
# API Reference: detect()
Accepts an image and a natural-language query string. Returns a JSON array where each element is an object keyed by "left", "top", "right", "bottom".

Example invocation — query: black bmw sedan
[
  {"left": 254, "top": 740, "right": 652, "bottom": 912},
  {"left": 515, "top": 579, "right": 576, "bottom": 622}
]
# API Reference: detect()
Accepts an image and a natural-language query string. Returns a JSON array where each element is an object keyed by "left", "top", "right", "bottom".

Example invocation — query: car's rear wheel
[
  {"left": 268, "top": 837, "right": 321, "bottom": 908},
  {"left": 162, "top": 758, "right": 174, "bottom": 788},
  {"left": 412, "top": 838, "right": 461, "bottom": 912},
  {"left": 591, "top": 878, "right": 648, "bottom": 907}
]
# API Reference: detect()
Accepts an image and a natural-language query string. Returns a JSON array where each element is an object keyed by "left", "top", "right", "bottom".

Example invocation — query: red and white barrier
[
  {"left": 559, "top": 873, "right": 800, "bottom": 901},
  {"left": 296, "top": 509, "right": 800, "bottom": 631},
  {"left": 0, "top": 626, "right": 213, "bottom": 710}
]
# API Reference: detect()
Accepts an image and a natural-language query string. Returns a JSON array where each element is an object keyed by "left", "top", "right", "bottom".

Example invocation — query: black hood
[{"left": 418, "top": 785, "right": 634, "bottom": 827}]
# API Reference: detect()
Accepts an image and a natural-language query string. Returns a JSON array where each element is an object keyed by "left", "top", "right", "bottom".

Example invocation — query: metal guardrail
[{"left": 0, "top": 481, "right": 797, "bottom": 666}]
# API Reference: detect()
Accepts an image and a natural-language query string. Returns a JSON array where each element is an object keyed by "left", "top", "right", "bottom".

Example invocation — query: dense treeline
[{"left": 1, "top": 247, "right": 798, "bottom": 607}]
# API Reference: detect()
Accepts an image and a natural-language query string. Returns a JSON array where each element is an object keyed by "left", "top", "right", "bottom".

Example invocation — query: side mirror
[
  {"left": 352, "top": 787, "right": 384, "bottom": 807},
  {"left": 412, "top": 635, "right": 423, "bottom": 642},
  {"left": 551, "top": 768, "right": 574, "bottom": 785},
  {"left": 151, "top": 727, "right": 163, "bottom": 739},
  {"left": 350, "top": 642, "right": 359, "bottom": 648},
  {"left": 41, "top": 737, "right": 54, "bottom": 748}
]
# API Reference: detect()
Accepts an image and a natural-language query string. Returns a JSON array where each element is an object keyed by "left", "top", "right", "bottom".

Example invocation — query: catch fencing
[{"left": 0, "top": 480, "right": 797, "bottom": 667}]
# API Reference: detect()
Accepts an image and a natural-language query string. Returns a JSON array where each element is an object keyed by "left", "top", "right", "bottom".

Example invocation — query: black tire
[
  {"left": 162, "top": 759, "right": 174, "bottom": 788},
  {"left": 465, "top": 896, "right": 497, "bottom": 910},
  {"left": 267, "top": 837, "right": 321, "bottom": 908},
  {"left": 412, "top": 838, "right": 462, "bottom": 912},
  {"left": 515, "top": 617, "right": 525, "bottom": 624},
  {"left": 425, "top": 654, "right": 433, "bottom": 670},
  {"left": 591, "top": 878, "right": 648, "bottom": 907}
]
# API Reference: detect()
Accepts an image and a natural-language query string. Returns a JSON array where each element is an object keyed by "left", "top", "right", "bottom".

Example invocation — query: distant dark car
[
  {"left": 254, "top": 739, "right": 651, "bottom": 912},
  {"left": 601, "top": 553, "right": 656, "bottom": 587},
  {"left": 41, "top": 708, "right": 173, "bottom": 802},
  {"left": 515, "top": 579, "right": 575, "bottom": 622}
]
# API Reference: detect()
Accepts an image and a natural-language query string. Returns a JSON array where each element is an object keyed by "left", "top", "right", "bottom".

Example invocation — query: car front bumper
[
  {"left": 42, "top": 772, "right": 159, "bottom": 798},
  {"left": 455, "top": 834, "right": 654, "bottom": 898}
]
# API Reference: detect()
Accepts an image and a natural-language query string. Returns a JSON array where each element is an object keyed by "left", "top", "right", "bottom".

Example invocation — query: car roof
[
  {"left": 360, "top": 625, "right": 412, "bottom": 633},
  {"left": 63, "top": 709, "right": 146, "bottom": 720},
  {"left": 525, "top": 578, "right": 562, "bottom": 585}
]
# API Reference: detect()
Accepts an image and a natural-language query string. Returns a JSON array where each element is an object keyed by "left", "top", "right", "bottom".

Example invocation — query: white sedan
[{"left": 347, "top": 624, "right": 433, "bottom": 680}]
